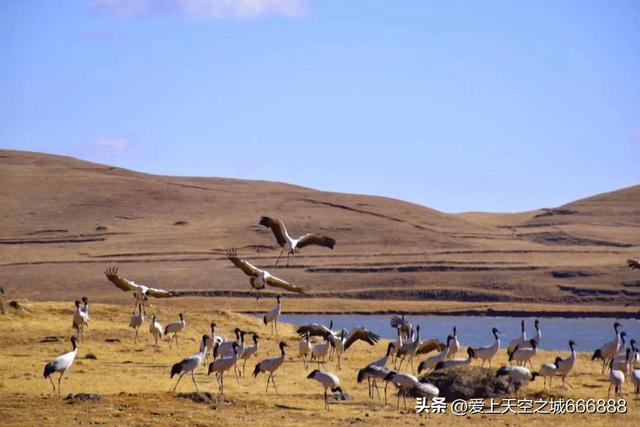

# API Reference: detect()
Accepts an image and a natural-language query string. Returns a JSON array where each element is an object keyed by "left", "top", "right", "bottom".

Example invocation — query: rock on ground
[{"left": 423, "top": 366, "right": 512, "bottom": 401}]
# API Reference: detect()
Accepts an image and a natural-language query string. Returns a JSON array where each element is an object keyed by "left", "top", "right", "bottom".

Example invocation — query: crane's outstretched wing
[
  {"left": 265, "top": 274, "right": 305, "bottom": 294},
  {"left": 297, "top": 323, "right": 332, "bottom": 338},
  {"left": 226, "top": 249, "right": 261, "bottom": 277},
  {"left": 146, "top": 287, "right": 174, "bottom": 298},
  {"left": 344, "top": 327, "right": 380, "bottom": 350},
  {"left": 296, "top": 233, "right": 336, "bottom": 250},
  {"left": 416, "top": 339, "right": 446, "bottom": 355},
  {"left": 104, "top": 267, "right": 137, "bottom": 292},
  {"left": 626, "top": 259, "right": 640, "bottom": 270},
  {"left": 390, "top": 315, "right": 412, "bottom": 337},
  {"left": 259, "top": 216, "right": 289, "bottom": 247}
]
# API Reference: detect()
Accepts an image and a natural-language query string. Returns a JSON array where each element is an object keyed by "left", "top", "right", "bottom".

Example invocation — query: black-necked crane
[
  {"left": 72, "top": 300, "right": 89, "bottom": 341},
  {"left": 208, "top": 342, "right": 240, "bottom": 396},
  {"left": 357, "top": 364, "right": 390, "bottom": 401},
  {"left": 225, "top": 249, "right": 304, "bottom": 299},
  {"left": 631, "top": 339, "right": 639, "bottom": 369},
  {"left": 263, "top": 295, "right": 281, "bottom": 335},
  {"left": 307, "top": 370, "right": 344, "bottom": 411},
  {"left": 129, "top": 305, "right": 145, "bottom": 343},
  {"left": 532, "top": 319, "right": 541, "bottom": 346},
  {"left": 78, "top": 297, "right": 90, "bottom": 336},
  {"left": 383, "top": 371, "right": 438, "bottom": 409},
  {"left": 104, "top": 267, "right": 174, "bottom": 315},
  {"left": 474, "top": 327, "right": 501, "bottom": 368},
  {"left": 170, "top": 335, "right": 209, "bottom": 392},
  {"left": 396, "top": 325, "right": 420, "bottom": 371},
  {"left": 608, "top": 359, "right": 625, "bottom": 398},
  {"left": 328, "top": 326, "right": 381, "bottom": 369},
  {"left": 496, "top": 365, "right": 539, "bottom": 398},
  {"left": 296, "top": 320, "right": 335, "bottom": 339},
  {"left": 390, "top": 329, "right": 403, "bottom": 365},
  {"left": 509, "top": 339, "right": 537, "bottom": 368},
  {"left": 80, "top": 296, "right": 90, "bottom": 317},
  {"left": 434, "top": 347, "right": 476, "bottom": 371},
  {"left": 329, "top": 330, "right": 346, "bottom": 369},
  {"left": 149, "top": 314, "right": 163, "bottom": 351},
  {"left": 612, "top": 348, "right": 631, "bottom": 373},
  {"left": 368, "top": 342, "right": 395, "bottom": 369},
  {"left": 219, "top": 330, "right": 246, "bottom": 382},
  {"left": 216, "top": 328, "right": 242, "bottom": 359},
  {"left": 390, "top": 314, "right": 412, "bottom": 341},
  {"left": 164, "top": 313, "right": 186, "bottom": 349},
  {"left": 343, "top": 327, "right": 380, "bottom": 351},
  {"left": 258, "top": 216, "right": 336, "bottom": 266},
  {"left": 538, "top": 357, "right": 561, "bottom": 388},
  {"left": 253, "top": 341, "right": 288, "bottom": 394},
  {"left": 210, "top": 322, "right": 224, "bottom": 347},
  {"left": 592, "top": 323, "right": 625, "bottom": 374},
  {"left": 507, "top": 320, "right": 527, "bottom": 356},
  {"left": 612, "top": 332, "right": 629, "bottom": 363},
  {"left": 239, "top": 333, "right": 259, "bottom": 378},
  {"left": 447, "top": 326, "right": 460, "bottom": 359},
  {"left": 298, "top": 331, "right": 312, "bottom": 370},
  {"left": 43, "top": 336, "right": 78, "bottom": 396},
  {"left": 311, "top": 334, "right": 332, "bottom": 368},
  {"left": 557, "top": 340, "right": 577, "bottom": 389},
  {"left": 417, "top": 335, "right": 452, "bottom": 374}
]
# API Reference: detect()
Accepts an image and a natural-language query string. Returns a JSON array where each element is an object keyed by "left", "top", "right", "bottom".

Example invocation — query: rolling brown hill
[{"left": 1, "top": 149, "right": 639, "bottom": 309}]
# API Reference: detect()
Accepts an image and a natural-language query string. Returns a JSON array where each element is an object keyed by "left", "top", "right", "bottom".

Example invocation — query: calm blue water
[{"left": 274, "top": 314, "right": 640, "bottom": 352}]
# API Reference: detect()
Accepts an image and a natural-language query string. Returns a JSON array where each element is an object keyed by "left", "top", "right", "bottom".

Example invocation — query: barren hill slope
[{"left": 1, "top": 150, "right": 639, "bottom": 308}]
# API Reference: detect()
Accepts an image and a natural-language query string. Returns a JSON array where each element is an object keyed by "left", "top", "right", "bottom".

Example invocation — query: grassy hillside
[{"left": 1, "top": 150, "right": 639, "bottom": 309}]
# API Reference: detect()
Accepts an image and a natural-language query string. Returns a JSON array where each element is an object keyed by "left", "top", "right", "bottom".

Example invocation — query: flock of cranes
[{"left": 41, "top": 218, "right": 640, "bottom": 412}]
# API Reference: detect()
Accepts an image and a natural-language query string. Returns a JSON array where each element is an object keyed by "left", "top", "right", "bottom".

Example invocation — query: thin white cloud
[
  {"left": 90, "top": 0, "right": 307, "bottom": 19},
  {"left": 96, "top": 137, "right": 131, "bottom": 150}
]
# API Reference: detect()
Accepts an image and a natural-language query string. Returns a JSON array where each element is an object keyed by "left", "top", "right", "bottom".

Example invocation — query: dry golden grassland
[{"left": 0, "top": 301, "right": 638, "bottom": 426}]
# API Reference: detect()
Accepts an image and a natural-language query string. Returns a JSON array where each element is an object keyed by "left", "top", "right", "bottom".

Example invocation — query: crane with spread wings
[
  {"left": 225, "top": 249, "right": 305, "bottom": 299},
  {"left": 104, "top": 267, "right": 175, "bottom": 314},
  {"left": 259, "top": 217, "right": 336, "bottom": 266}
]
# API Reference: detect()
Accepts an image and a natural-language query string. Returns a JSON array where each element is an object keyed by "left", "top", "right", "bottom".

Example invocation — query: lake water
[{"left": 274, "top": 314, "right": 640, "bottom": 352}]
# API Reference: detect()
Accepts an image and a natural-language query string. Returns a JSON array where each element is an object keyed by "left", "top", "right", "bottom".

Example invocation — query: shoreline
[{"left": 239, "top": 308, "right": 640, "bottom": 319}]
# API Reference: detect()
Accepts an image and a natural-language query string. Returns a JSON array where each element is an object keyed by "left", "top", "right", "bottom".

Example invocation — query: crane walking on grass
[
  {"left": 253, "top": 341, "right": 288, "bottom": 394},
  {"left": 474, "top": 327, "right": 501, "bottom": 368},
  {"left": 43, "top": 336, "right": 78, "bottom": 396},
  {"left": 592, "top": 323, "right": 625, "bottom": 374},
  {"left": 149, "top": 314, "right": 163, "bottom": 350},
  {"left": 72, "top": 299, "right": 90, "bottom": 341},
  {"left": 263, "top": 295, "right": 281, "bottom": 336},
  {"left": 164, "top": 313, "right": 186, "bottom": 349},
  {"left": 170, "top": 335, "right": 209, "bottom": 392},
  {"left": 129, "top": 305, "right": 145, "bottom": 343},
  {"left": 208, "top": 342, "right": 240, "bottom": 396}
]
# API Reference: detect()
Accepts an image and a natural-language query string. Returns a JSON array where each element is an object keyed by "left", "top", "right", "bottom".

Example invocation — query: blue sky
[{"left": 1, "top": 1, "right": 639, "bottom": 213}]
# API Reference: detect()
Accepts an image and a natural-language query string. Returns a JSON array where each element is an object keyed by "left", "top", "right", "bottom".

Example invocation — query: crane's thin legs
[
  {"left": 384, "top": 382, "right": 389, "bottom": 406},
  {"left": 172, "top": 373, "right": 185, "bottom": 391},
  {"left": 275, "top": 249, "right": 284, "bottom": 266},
  {"left": 58, "top": 373, "right": 63, "bottom": 396},
  {"left": 48, "top": 376, "right": 56, "bottom": 392},
  {"left": 191, "top": 371, "right": 199, "bottom": 392},
  {"left": 373, "top": 380, "right": 381, "bottom": 400}
]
